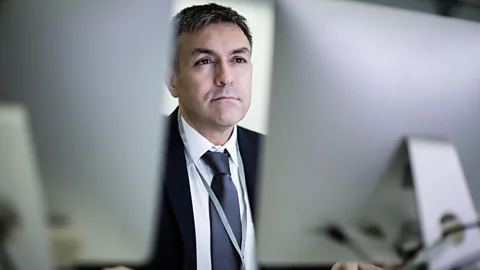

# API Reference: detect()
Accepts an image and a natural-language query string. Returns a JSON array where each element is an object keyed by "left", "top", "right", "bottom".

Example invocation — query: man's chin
[
  {"left": 208, "top": 107, "right": 245, "bottom": 125},
  {"left": 212, "top": 113, "right": 245, "bottom": 128}
]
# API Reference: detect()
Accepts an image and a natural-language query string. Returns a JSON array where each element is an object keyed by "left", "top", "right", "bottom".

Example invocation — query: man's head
[{"left": 168, "top": 3, "right": 253, "bottom": 138}]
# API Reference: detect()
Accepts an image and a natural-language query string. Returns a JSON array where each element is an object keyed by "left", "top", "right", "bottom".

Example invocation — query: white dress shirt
[{"left": 179, "top": 114, "right": 256, "bottom": 270}]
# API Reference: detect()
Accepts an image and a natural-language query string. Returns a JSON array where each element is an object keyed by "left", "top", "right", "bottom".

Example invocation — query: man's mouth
[{"left": 212, "top": 96, "right": 238, "bottom": 101}]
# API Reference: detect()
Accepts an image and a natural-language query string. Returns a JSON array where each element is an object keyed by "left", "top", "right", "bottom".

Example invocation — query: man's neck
[{"left": 180, "top": 110, "right": 234, "bottom": 146}]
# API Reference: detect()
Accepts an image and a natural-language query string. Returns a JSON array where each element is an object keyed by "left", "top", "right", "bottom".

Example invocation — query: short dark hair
[{"left": 170, "top": 3, "right": 252, "bottom": 70}]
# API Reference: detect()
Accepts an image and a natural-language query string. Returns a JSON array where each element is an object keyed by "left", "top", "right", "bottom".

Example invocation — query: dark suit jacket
[{"left": 146, "top": 108, "right": 263, "bottom": 270}]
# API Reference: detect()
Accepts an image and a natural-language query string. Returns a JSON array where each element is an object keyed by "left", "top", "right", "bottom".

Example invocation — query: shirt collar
[{"left": 179, "top": 114, "right": 238, "bottom": 166}]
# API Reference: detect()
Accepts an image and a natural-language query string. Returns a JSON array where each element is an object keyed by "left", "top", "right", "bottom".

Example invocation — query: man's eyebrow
[
  {"left": 191, "top": 48, "right": 215, "bottom": 56},
  {"left": 231, "top": 47, "right": 250, "bottom": 55},
  {"left": 190, "top": 47, "right": 251, "bottom": 57}
]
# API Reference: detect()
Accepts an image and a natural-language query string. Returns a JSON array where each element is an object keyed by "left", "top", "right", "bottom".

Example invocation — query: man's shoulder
[{"left": 237, "top": 125, "right": 265, "bottom": 144}]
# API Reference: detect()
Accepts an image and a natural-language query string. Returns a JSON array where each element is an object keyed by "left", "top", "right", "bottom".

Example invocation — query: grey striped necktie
[{"left": 202, "top": 150, "right": 242, "bottom": 270}]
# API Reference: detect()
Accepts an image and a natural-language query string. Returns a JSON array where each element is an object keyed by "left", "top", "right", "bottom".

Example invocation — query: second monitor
[{"left": 256, "top": 0, "right": 480, "bottom": 268}]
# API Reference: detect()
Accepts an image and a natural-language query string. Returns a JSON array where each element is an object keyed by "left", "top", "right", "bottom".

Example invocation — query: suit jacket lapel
[
  {"left": 237, "top": 127, "right": 260, "bottom": 223},
  {"left": 163, "top": 108, "right": 196, "bottom": 268}
]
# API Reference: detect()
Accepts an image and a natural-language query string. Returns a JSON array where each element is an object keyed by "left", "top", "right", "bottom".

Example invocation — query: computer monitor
[
  {"left": 0, "top": 0, "right": 172, "bottom": 266},
  {"left": 256, "top": 0, "right": 480, "bottom": 268}
]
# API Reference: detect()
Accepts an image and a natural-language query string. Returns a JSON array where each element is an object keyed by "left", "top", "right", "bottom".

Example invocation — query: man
[
  {"left": 106, "top": 3, "right": 381, "bottom": 270},
  {"left": 149, "top": 4, "right": 258, "bottom": 269}
]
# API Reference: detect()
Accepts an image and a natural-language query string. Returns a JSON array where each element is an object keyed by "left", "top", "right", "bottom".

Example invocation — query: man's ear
[{"left": 166, "top": 70, "right": 179, "bottom": 98}]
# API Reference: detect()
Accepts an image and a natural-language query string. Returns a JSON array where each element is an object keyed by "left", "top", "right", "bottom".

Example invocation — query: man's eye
[
  {"left": 233, "top": 58, "right": 247, "bottom": 63},
  {"left": 195, "top": 59, "right": 212, "bottom": 65}
]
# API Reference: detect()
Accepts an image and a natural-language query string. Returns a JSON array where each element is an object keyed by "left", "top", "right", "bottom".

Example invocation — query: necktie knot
[{"left": 202, "top": 150, "right": 230, "bottom": 175}]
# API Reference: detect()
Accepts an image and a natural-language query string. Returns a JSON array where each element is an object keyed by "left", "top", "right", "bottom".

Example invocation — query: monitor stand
[{"left": 351, "top": 137, "right": 480, "bottom": 270}]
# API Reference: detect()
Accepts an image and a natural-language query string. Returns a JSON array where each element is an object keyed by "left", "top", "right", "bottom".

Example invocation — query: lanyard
[{"left": 178, "top": 113, "right": 248, "bottom": 270}]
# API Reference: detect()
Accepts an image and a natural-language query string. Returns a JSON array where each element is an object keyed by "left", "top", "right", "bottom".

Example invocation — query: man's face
[{"left": 170, "top": 23, "right": 252, "bottom": 130}]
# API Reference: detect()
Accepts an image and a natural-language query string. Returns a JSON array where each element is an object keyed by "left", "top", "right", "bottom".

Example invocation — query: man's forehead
[{"left": 177, "top": 23, "right": 250, "bottom": 55}]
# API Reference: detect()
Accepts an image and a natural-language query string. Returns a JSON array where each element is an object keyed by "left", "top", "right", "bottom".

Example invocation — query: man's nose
[{"left": 214, "top": 62, "right": 233, "bottom": 86}]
